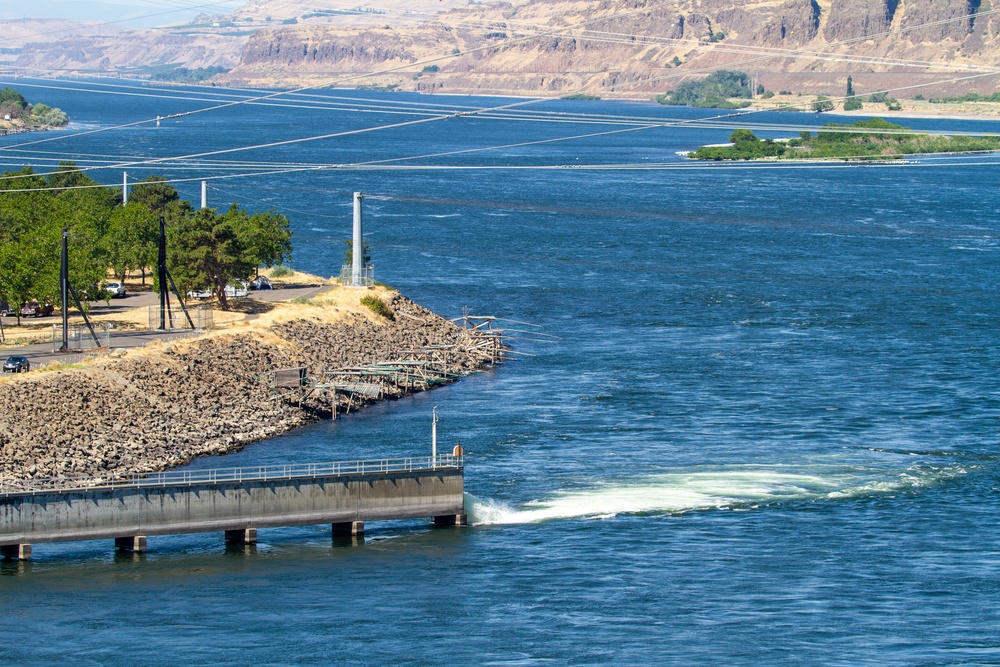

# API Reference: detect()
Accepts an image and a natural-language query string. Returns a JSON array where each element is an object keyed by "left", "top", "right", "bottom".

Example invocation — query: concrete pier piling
[
  {"left": 1, "top": 543, "right": 30, "bottom": 560},
  {"left": 225, "top": 528, "right": 258, "bottom": 545},
  {"left": 115, "top": 536, "right": 147, "bottom": 552},
  {"left": 332, "top": 521, "right": 365, "bottom": 537},
  {"left": 434, "top": 514, "right": 468, "bottom": 526}
]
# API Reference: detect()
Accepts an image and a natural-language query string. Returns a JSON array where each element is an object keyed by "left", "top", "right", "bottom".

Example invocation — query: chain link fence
[
  {"left": 339, "top": 265, "right": 375, "bottom": 287},
  {"left": 51, "top": 324, "right": 111, "bottom": 352},
  {"left": 147, "top": 305, "right": 213, "bottom": 331}
]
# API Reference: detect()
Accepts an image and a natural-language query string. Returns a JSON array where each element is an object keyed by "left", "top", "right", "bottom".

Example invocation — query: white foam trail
[{"left": 465, "top": 464, "right": 966, "bottom": 525}]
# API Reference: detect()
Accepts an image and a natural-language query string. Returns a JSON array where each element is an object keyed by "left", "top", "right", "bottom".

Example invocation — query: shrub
[
  {"left": 270, "top": 265, "right": 294, "bottom": 277},
  {"left": 812, "top": 97, "right": 834, "bottom": 112},
  {"left": 360, "top": 294, "right": 395, "bottom": 320}
]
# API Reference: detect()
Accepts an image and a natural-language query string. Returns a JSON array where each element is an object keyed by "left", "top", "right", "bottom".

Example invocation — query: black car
[
  {"left": 3, "top": 356, "right": 30, "bottom": 373},
  {"left": 249, "top": 275, "right": 273, "bottom": 290}
]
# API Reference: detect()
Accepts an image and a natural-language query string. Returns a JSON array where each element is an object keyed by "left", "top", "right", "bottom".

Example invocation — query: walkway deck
[{"left": 0, "top": 456, "right": 466, "bottom": 559}]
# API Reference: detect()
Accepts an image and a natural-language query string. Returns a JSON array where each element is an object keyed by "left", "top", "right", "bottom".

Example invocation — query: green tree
[
  {"left": 658, "top": 70, "right": 754, "bottom": 107},
  {"left": 812, "top": 96, "right": 835, "bottom": 112},
  {"left": 843, "top": 76, "right": 863, "bottom": 110},
  {"left": 0, "top": 229, "right": 53, "bottom": 325},
  {"left": 221, "top": 204, "right": 292, "bottom": 275},
  {"left": 105, "top": 202, "right": 158, "bottom": 283},
  {"left": 343, "top": 239, "right": 371, "bottom": 267},
  {"left": 167, "top": 207, "right": 254, "bottom": 311},
  {"left": 130, "top": 176, "right": 180, "bottom": 213},
  {"left": 0, "top": 88, "right": 28, "bottom": 109}
]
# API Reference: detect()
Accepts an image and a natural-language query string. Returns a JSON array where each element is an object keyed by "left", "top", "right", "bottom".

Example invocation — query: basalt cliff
[
  {"left": 219, "top": 0, "right": 1000, "bottom": 98},
  {"left": 12, "top": 0, "right": 1000, "bottom": 99}
]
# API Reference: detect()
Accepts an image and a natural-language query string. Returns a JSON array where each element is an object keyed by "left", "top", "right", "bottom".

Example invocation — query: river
[{"left": 1, "top": 78, "right": 999, "bottom": 665}]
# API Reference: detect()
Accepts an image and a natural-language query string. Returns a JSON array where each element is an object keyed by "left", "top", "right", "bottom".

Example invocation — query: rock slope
[{"left": 0, "top": 291, "right": 495, "bottom": 481}]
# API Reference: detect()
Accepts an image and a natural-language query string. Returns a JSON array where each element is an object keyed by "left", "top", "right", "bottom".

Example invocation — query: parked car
[
  {"left": 225, "top": 282, "right": 248, "bottom": 298},
  {"left": 21, "top": 301, "right": 54, "bottom": 317},
  {"left": 106, "top": 281, "right": 127, "bottom": 298},
  {"left": 3, "top": 356, "right": 30, "bottom": 373},
  {"left": 249, "top": 275, "right": 272, "bottom": 290},
  {"left": 187, "top": 283, "right": 248, "bottom": 299},
  {"left": 0, "top": 302, "right": 13, "bottom": 316}
]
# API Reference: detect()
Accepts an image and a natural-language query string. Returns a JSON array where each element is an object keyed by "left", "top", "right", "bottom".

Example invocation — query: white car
[
  {"left": 187, "top": 283, "right": 247, "bottom": 299},
  {"left": 106, "top": 281, "right": 127, "bottom": 298},
  {"left": 225, "top": 282, "right": 248, "bottom": 298}
]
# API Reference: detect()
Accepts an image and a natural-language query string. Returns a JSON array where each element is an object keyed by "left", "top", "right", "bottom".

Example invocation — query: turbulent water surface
[{"left": 2, "top": 80, "right": 999, "bottom": 666}]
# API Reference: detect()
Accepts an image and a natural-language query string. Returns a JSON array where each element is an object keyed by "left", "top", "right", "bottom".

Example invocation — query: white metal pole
[
  {"left": 352, "top": 192, "right": 363, "bottom": 286},
  {"left": 432, "top": 406, "right": 438, "bottom": 467},
  {"left": 201, "top": 181, "right": 207, "bottom": 209},
  {"left": 122, "top": 172, "right": 128, "bottom": 205}
]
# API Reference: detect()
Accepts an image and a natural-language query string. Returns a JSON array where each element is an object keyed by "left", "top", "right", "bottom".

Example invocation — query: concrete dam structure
[{"left": 0, "top": 456, "right": 466, "bottom": 560}]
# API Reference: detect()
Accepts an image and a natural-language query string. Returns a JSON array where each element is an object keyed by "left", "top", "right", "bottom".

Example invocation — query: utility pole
[
  {"left": 201, "top": 180, "right": 207, "bottom": 209},
  {"left": 158, "top": 216, "right": 168, "bottom": 330},
  {"left": 59, "top": 228, "right": 69, "bottom": 351},
  {"left": 352, "top": 191, "right": 364, "bottom": 286},
  {"left": 122, "top": 172, "right": 128, "bottom": 205}
]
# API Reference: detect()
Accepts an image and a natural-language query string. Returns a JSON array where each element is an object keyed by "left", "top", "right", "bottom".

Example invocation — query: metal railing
[{"left": 0, "top": 455, "right": 463, "bottom": 497}]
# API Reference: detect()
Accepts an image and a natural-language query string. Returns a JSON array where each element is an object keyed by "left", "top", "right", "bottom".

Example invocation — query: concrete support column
[
  {"left": 115, "top": 536, "right": 147, "bottom": 552},
  {"left": 225, "top": 528, "right": 257, "bottom": 545},
  {"left": 332, "top": 521, "right": 364, "bottom": 537},
  {"left": 1, "top": 543, "right": 31, "bottom": 560},
  {"left": 434, "top": 514, "right": 468, "bottom": 526}
]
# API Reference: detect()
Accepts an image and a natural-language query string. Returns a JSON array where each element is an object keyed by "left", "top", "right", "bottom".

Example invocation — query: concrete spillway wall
[{"left": 0, "top": 467, "right": 464, "bottom": 546}]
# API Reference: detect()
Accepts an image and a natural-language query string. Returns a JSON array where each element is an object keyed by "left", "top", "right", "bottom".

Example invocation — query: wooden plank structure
[{"left": 268, "top": 314, "right": 544, "bottom": 416}]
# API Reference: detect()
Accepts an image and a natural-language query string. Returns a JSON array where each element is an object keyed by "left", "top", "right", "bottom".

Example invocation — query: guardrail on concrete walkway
[
  {"left": 0, "top": 455, "right": 467, "bottom": 558},
  {"left": 0, "top": 455, "right": 463, "bottom": 497}
]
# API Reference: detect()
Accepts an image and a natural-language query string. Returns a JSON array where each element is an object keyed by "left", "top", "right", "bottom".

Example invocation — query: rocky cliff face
[
  {"left": 15, "top": 29, "right": 245, "bottom": 72},
  {"left": 223, "top": 0, "right": 1000, "bottom": 97}
]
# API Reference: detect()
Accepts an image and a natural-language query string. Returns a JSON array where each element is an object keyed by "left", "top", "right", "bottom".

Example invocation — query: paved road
[{"left": 0, "top": 284, "right": 332, "bottom": 371}]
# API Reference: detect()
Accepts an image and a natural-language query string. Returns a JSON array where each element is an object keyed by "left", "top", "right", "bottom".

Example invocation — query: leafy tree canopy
[{"left": 657, "top": 71, "right": 754, "bottom": 109}]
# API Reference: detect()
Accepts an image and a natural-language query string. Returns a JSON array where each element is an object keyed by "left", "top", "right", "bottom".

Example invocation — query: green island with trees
[
  {"left": 149, "top": 66, "right": 231, "bottom": 84},
  {"left": 0, "top": 88, "right": 70, "bottom": 135},
  {"left": 688, "top": 118, "right": 1000, "bottom": 161},
  {"left": 0, "top": 163, "right": 292, "bottom": 321},
  {"left": 656, "top": 71, "right": 755, "bottom": 109}
]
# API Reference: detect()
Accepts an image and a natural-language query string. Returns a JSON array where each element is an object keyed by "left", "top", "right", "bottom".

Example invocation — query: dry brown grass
[{"left": 0, "top": 285, "right": 396, "bottom": 382}]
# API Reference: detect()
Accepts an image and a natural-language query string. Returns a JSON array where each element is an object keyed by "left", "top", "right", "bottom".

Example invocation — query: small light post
[{"left": 432, "top": 406, "right": 439, "bottom": 468}]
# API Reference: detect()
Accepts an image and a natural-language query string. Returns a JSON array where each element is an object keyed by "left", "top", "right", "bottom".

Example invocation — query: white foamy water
[{"left": 465, "top": 464, "right": 967, "bottom": 525}]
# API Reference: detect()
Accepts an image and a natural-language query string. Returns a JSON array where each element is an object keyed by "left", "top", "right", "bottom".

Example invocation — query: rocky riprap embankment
[{"left": 0, "top": 293, "right": 494, "bottom": 481}]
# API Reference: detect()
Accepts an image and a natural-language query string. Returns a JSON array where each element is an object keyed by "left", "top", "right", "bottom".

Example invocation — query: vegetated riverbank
[
  {"left": 688, "top": 118, "right": 1000, "bottom": 161},
  {"left": 0, "top": 87, "right": 69, "bottom": 136},
  {"left": 0, "top": 287, "right": 500, "bottom": 481}
]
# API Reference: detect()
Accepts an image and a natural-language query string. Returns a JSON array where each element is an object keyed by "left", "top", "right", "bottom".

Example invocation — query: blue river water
[{"left": 2, "top": 79, "right": 1000, "bottom": 665}]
